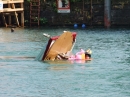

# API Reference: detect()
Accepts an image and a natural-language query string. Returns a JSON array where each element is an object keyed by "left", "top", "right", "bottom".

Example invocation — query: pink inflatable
[{"left": 69, "top": 49, "right": 85, "bottom": 60}]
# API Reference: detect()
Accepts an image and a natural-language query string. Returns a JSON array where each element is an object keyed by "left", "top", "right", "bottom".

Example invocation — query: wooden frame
[{"left": 0, "top": 0, "right": 24, "bottom": 27}]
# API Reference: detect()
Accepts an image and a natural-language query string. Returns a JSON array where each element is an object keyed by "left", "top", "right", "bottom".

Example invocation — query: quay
[
  {"left": 0, "top": 0, "right": 24, "bottom": 27},
  {"left": 0, "top": 0, "right": 130, "bottom": 28}
]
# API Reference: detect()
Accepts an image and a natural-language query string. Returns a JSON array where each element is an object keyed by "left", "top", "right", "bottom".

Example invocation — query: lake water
[{"left": 0, "top": 27, "right": 130, "bottom": 97}]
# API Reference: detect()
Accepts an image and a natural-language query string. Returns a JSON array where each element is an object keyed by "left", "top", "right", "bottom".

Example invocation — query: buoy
[
  {"left": 82, "top": 24, "right": 86, "bottom": 28},
  {"left": 74, "top": 24, "right": 78, "bottom": 28}
]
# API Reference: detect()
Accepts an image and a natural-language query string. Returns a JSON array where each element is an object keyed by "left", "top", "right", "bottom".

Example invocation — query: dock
[{"left": 0, "top": 0, "right": 24, "bottom": 27}]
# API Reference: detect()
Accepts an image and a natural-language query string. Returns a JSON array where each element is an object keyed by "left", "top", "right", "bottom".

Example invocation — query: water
[{"left": 0, "top": 27, "right": 130, "bottom": 97}]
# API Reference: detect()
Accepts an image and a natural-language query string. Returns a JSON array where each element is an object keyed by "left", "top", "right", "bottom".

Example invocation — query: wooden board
[
  {"left": 44, "top": 31, "right": 73, "bottom": 61},
  {"left": 2, "top": 0, "right": 24, "bottom": 4},
  {"left": 0, "top": 8, "right": 23, "bottom": 12}
]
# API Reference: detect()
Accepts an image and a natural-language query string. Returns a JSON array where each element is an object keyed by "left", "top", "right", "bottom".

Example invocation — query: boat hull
[{"left": 35, "top": 31, "right": 77, "bottom": 61}]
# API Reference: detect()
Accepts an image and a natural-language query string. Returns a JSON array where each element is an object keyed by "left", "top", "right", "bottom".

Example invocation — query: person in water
[
  {"left": 56, "top": 49, "right": 92, "bottom": 61},
  {"left": 84, "top": 49, "right": 92, "bottom": 61}
]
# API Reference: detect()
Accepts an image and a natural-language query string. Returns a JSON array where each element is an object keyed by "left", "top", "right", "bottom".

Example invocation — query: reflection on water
[
  {"left": 0, "top": 27, "right": 130, "bottom": 97},
  {"left": 0, "top": 56, "right": 35, "bottom": 60},
  {"left": 44, "top": 60, "right": 92, "bottom": 70}
]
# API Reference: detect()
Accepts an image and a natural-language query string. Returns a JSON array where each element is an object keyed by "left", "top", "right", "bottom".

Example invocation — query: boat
[{"left": 35, "top": 31, "right": 77, "bottom": 61}]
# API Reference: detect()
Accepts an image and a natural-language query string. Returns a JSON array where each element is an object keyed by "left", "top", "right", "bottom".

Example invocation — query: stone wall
[
  {"left": 23, "top": 0, "right": 130, "bottom": 27},
  {"left": 111, "top": 4, "right": 130, "bottom": 26},
  {"left": 0, "top": 0, "right": 130, "bottom": 27}
]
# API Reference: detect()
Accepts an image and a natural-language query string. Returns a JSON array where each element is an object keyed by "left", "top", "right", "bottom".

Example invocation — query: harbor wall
[{"left": 0, "top": 0, "right": 130, "bottom": 27}]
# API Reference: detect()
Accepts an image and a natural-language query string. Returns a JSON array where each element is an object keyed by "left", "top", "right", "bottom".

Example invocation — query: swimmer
[
  {"left": 56, "top": 49, "right": 92, "bottom": 61},
  {"left": 85, "top": 50, "right": 92, "bottom": 61}
]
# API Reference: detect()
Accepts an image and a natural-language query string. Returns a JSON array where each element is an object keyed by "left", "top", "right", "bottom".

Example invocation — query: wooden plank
[
  {"left": 21, "top": 11, "right": 24, "bottom": 27},
  {"left": 0, "top": 8, "right": 23, "bottom": 12},
  {"left": 11, "top": 1, "right": 20, "bottom": 27},
  {"left": 20, "top": 2, "right": 24, "bottom": 26},
  {"left": 2, "top": 0, "right": 24, "bottom": 4}
]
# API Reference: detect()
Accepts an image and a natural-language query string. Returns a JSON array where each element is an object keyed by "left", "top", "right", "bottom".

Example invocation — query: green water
[{"left": 0, "top": 27, "right": 130, "bottom": 97}]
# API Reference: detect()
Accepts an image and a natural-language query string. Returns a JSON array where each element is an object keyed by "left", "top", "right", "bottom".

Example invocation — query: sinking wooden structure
[
  {"left": 35, "top": 31, "right": 77, "bottom": 61},
  {"left": 0, "top": 0, "right": 24, "bottom": 27}
]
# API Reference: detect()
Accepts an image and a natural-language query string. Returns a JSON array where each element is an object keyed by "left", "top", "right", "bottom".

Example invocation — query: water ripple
[{"left": 0, "top": 27, "right": 130, "bottom": 97}]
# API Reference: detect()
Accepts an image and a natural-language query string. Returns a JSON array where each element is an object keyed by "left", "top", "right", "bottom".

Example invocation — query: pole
[
  {"left": 90, "top": 0, "right": 92, "bottom": 26},
  {"left": 104, "top": 0, "right": 111, "bottom": 28},
  {"left": 83, "top": 0, "right": 84, "bottom": 21}
]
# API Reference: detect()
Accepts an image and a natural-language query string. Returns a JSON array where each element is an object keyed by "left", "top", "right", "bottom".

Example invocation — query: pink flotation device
[{"left": 69, "top": 49, "right": 85, "bottom": 60}]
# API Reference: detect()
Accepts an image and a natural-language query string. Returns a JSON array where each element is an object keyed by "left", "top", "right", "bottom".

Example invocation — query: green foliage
[
  {"left": 74, "top": 7, "right": 81, "bottom": 12},
  {"left": 40, "top": 17, "right": 48, "bottom": 24},
  {"left": 24, "top": 20, "right": 29, "bottom": 23},
  {"left": 112, "top": 0, "right": 130, "bottom": 4},
  {"left": 27, "top": 0, "right": 30, "bottom": 2},
  {"left": 52, "top": 2, "right": 57, "bottom": 12},
  {"left": 33, "top": 17, "right": 48, "bottom": 24},
  {"left": 34, "top": 17, "right": 38, "bottom": 21}
]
